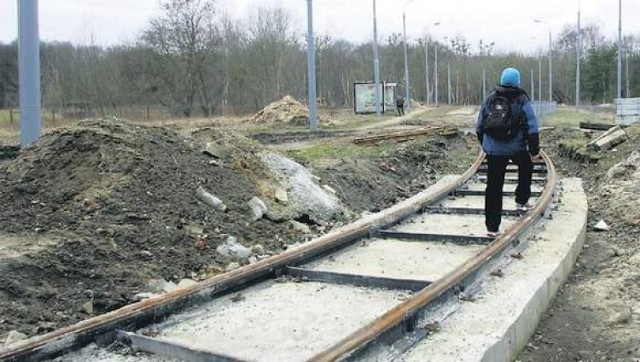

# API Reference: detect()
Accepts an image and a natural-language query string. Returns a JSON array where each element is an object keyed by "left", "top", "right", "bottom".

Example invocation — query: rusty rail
[
  {"left": 309, "top": 150, "right": 556, "bottom": 361},
  {"left": 1, "top": 152, "right": 485, "bottom": 362}
]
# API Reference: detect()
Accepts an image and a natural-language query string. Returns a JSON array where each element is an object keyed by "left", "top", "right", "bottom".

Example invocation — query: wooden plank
[
  {"left": 454, "top": 189, "right": 542, "bottom": 197},
  {"left": 425, "top": 206, "right": 523, "bottom": 217},
  {"left": 589, "top": 129, "right": 627, "bottom": 151},
  {"left": 579, "top": 122, "right": 616, "bottom": 131},
  {"left": 282, "top": 266, "right": 431, "bottom": 292}
]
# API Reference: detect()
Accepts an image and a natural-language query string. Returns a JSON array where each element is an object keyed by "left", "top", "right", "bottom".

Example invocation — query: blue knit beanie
[{"left": 500, "top": 67, "right": 521, "bottom": 87}]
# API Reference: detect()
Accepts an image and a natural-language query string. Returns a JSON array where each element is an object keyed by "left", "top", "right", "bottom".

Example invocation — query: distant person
[
  {"left": 396, "top": 96, "right": 405, "bottom": 116},
  {"left": 476, "top": 67, "right": 540, "bottom": 237}
]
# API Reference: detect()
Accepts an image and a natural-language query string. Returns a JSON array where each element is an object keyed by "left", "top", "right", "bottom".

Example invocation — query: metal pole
[
  {"left": 447, "top": 63, "right": 452, "bottom": 105},
  {"left": 402, "top": 9, "right": 410, "bottom": 110},
  {"left": 306, "top": 0, "right": 317, "bottom": 132},
  {"left": 531, "top": 69, "right": 535, "bottom": 101},
  {"left": 627, "top": 49, "right": 630, "bottom": 97},
  {"left": 373, "top": 0, "right": 381, "bottom": 116},
  {"left": 538, "top": 57, "right": 542, "bottom": 102},
  {"left": 576, "top": 3, "right": 581, "bottom": 108},
  {"left": 18, "top": 0, "right": 41, "bottom": 147},
  {"left": 548, "top": 30, "right": 553, "bottom": 102},
  {"left": 482, "top": 68, "right": 486, "bottom": 98},
  {"left": 617, "top": 0, "right": 622, "bottom": 99},
  {"left": 434, "top": 43, "right": 439, "bottom": 107},
  {"left": 425, "top": 39, "right": 430, "bottom": 106}
]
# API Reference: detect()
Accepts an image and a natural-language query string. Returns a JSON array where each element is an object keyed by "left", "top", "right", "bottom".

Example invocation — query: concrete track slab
[
  {"left": 393, "top": 213, "right": 519, "bottom": 236},
  {"left": 398, "top": 178, "right": 587, "bottom": 362},
  {"left": 439, "top": 195, "right": 539, "bottom": 209},
  {"left": 149, "top": 281, "right": 405, "bottom": 362},
  {"left": 306, "top": 239, "right": 485, "bottom": 282}
]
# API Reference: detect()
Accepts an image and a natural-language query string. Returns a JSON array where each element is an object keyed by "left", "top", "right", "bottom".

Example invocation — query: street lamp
[
  {"left": 425, "top": 22, "right": 441, "bottom": 107},
  {"left": 18, "top": 0, "right": 42, "bottom": 147},
  {"left": 402, "top": 0, "right": 418, "bottom": 111},
  {"left": 576, "top": 0, "right": 581, "bottom": 108},
  {"left": 373, "top": 0, "right": 381, "bottom": 117},
  {"left": 306, "top": 0, "right": 317, "bottom": 132},
  {"left": 617, "top": 0, "right": 622, "bottom": 99},
  {"left": 534, "top": 19, "right": 553, "bottom": 102}
]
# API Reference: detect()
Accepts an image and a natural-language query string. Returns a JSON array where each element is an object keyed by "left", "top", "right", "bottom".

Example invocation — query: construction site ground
[{"left": 0, "top": 102, "right": 639, "bottom": 361}]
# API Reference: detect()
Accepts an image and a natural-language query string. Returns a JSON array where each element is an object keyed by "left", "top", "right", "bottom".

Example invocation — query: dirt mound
[
  {"left": 0, "top": 120, "right": 309, "bottom": 339},
  {"left": 249, "top": 95, "right": 334, "bottom": 126}
]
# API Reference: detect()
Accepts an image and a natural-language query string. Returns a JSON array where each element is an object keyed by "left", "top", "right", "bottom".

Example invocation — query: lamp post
[
  {"left": 402, "top": 0, "right": 417, "bottom": 111},
  {"left": 306, "top": 0, "right": 317, "bottom": 132},
  {"left": 425, "top": 22, "right": 441, "bottom": 106},
  {"left": 18, "top": 0, "right": 41, "bottom": 147},
  {"left": 576, "top": 0, "right": 581, "bottom": 108},
  {"left": 434, "top": 43, "right": 439, "bottom": 107},
  {"left": 535, "top": 19, "right": 553, "bottom": 102},
  {"left": 617, "top": 0, "right": 622, "bottom": 99},
  {"left": 372, "top": 0, "right": 381, "bottom": 117}
]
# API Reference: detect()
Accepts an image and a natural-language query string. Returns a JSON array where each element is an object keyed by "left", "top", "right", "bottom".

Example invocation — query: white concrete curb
[{"left": 402, "top": 178, "right": 588, "bottom": 362}]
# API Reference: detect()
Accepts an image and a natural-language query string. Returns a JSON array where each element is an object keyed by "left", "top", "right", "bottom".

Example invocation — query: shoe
[
  {"left": 516, "top": 202, "right": 533, "bottom": 212},
  {"left": 487, "top": 230, "right": 501, "bottom": 237}
]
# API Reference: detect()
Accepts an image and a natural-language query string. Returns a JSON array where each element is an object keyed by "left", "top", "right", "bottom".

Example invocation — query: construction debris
[
  {"left": 594, "top": 220, "right": 610, "bottom": 231},
  {"left": 579, "top": 122, "right": 617, "bottom": 131},
  {"left": 247, "top": 196, "right": 268, "bottom": 220},
  {"left": 353, "top": 126, "right": 445, "bottom": 145},
  {"left": 196, "top": 186, "right": 227, "bottom": 212},
  {"left": 587, "top": 126, "right": 628, "bottom": 151}
]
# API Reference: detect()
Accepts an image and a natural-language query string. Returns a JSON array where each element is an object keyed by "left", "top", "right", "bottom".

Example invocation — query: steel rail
[
  {"left": 309, "top": 150, "right": 556, "bottom": 361},
  {"left": 1, "top": 152, "right": 486, "bottom": 362}
]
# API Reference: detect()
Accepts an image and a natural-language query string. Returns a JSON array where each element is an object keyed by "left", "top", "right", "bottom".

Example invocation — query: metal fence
[
  {"left": 530, "top": 101, "right": 557, "bottom": 119},
  {"left": 615, "top": 98, "right": 640, "bottom": 126}
]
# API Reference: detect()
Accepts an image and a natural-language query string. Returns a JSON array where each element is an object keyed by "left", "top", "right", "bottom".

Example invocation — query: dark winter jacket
[{"left": 476, "top": 85, "right": 539, "bottom": 156}]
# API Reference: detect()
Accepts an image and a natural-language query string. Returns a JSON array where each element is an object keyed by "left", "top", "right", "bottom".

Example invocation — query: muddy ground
[{"left": 0, "top": 116, "right": 474, "bottom": 342}]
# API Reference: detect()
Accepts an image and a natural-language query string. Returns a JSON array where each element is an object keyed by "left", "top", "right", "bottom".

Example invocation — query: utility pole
[
  {"left": 434, "top": 43, "right": 439, "bottom": 107},
  {"left": 306, "top": 0, "right": 317, "bottom": 132},
  {"left": 425, "top": 39, "right": 430, "bottom": 106},
  {"left": 18, "top": 0, "right": 41, "bottom": 147},
  {"left": 531, "top": 69, "right": 535, "bottom": 101},
  {"left": 402, "top": 0, "right": 416, "bottom": 111},
  {"left": 576, "top": 0, "right": 581, "bottom": 108},
  {"left": 482, "top": 68, "right": 486, "bottom": 98},
  {"left": 548, "top": 30, "right": 553, "bottom": 102},
  {"left": 447, "top": 63, "right": 452, "bottom": 105},
  {"left": 617, "top": 0, "right": 622, "bottom": 99},
  {"left": 373, "top": 0, "right": 382, "bottom": 116},
  {"left": 538, "top": 57, "right": 542, "bottom": 102}
]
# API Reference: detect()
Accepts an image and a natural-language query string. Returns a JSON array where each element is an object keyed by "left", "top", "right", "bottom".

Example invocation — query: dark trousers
[
  {"left": 397, "top": 106, "right": 404, "bottom": 116},
  {"left": 485, "top": 152, "right": 533, "bottom": 232}
]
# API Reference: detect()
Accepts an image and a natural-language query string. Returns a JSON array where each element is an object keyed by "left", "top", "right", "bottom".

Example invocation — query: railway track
[{"left": 1, "top": 151, "right": 557, "bottom": 362}]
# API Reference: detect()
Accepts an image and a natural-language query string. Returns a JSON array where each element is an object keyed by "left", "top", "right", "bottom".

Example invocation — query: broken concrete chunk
[
  {"left": 594, "top": 220, "right": 610, "bottom": 231},
  {"left": 322, "top": 185, "right": 337, "bottom": 194},
  {"left": 274, "top": 187, "right": 288, "bottom": 204},
  {"left": 82, "top": 301, "right": 94, "bottom": 315},
  {"left": 202, "top": 142, "right": 227, "bottom": 159},
  {"left": 196, "top": 186, "right": 227, "bottom": 212},
  {"left": 248, "top": 256, "right": 258, "bottom": 264},
  {"left": 251, "top": 244, "right": 265, "bottom": 255},
  {"left": 290, "top": 220, "right": 311, "bottom": 234},
  {"left": 216, "top": 236, "right": 251, "bottom": 259},
  {"left": 184, "top": 223, "right": 204, "bottom": 235},
  {"left": 177, "top": 279, "right": 198, "bottom": 289},
  {"left": 225, "top": 262, "right": 240, "bottom": 271},
  {"left": 132, "top": 292, "right": 157, "bottom": 302},
  {"left": 247, "top": 196, "right": 268, "bottom": 221},
  {"left": 4, "top": 330, "right": 27, "bottom": 347}
]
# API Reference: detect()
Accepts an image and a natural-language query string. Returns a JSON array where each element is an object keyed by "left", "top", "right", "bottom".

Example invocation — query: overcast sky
[{"left": 1, "top": 0, "right": 638, "bottom": 53}]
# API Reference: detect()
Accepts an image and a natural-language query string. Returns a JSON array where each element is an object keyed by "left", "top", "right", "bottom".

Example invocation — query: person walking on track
[{"left": 476, "top": 67, "right": 540, "bottom": 237}]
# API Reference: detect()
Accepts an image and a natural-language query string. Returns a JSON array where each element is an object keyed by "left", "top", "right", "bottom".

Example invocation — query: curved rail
[
  {"left": 1, "top": 152, "right": 486, "bottom": 361},
  {"left": 309, "top": 150, "right": 557, "bottom": 361}
]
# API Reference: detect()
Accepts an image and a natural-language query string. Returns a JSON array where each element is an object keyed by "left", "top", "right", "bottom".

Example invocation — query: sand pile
[{"left": 251, "top": 95, "right": 310, "bottom": 125}]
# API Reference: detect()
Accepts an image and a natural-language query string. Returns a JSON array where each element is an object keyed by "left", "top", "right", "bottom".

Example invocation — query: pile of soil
[
  {"left": 0, "top": 120, "right": 308, "bottom": 340},
  {"left": 519, "top": 125, "right": 640, "bottom": 361},
  {"left": 250, "top": 95, "right": 331, "bottom": 126}
]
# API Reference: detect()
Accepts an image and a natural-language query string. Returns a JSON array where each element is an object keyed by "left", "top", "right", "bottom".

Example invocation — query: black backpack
[{"left": 483, "top": 93, "right": 523, "bottom": 141}]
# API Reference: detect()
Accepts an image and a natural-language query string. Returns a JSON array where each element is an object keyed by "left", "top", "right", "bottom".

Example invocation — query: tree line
[{"left": 0, "top": 0, "right": 638, "bottom": 119}]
